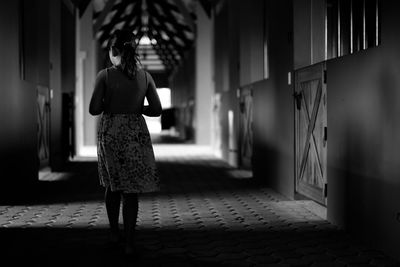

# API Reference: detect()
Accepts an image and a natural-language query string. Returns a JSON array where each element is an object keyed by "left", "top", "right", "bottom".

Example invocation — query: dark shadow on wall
[
  {"left": 252, "top": 142, "right": 279, "bottom": 188},
  {"left": 340, "top": 118, "right": 400, "bottom": 258},
  {"left": 329, "top": 65, "right": 400, "bottom": 258}
]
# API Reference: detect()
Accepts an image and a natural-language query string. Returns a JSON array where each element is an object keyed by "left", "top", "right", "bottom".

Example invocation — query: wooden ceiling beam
[
  {"left": 149, "top": 17, "right": 190, "bottom": 48},
  {"left": 153, "top": 0, "right": 194, "bottom": 33},
  {"left": 98, "top": 1, "right": 134, "bottom": 33},
  {"left": 118, "top": 7, "right": 142, "bottom": 35},
  {"left": 143, "top": 34, "right": 168, "bottom": 63},
  {"left": 149, "top": 34, "right": 178, "bottom": 61},
  {"left": 171, "top": 0, "right": 195, "bottom": 32},
  {"left": 148, "top": 22, "right": 188, "bottom": 56},
  {"left": 97, "top": 2, "right": 142, "bottom": 44},
  {"left": 94, "top": 0, "right": 117, "bottom": 33},
  {"left": 149, "top": 2, "right": 194, "bottom": 52},
  {"left": 148, "top": 32, "right": 176, "bottom": 68}
]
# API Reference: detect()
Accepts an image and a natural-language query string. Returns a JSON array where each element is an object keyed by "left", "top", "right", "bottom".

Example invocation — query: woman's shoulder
[
  {"left": 97, "top": 67, "right": 119, "bottom": 81},
  {"left": 135, "top": 68, "right": 147, "bottom": 76},
  {"left": 137, "top": 68, "right": 154, "bottom": 80},
  {"left": 99, "top": 66, "right": 119, "bottom": 74},
  {"left": 96, "top": 68, "right": 108, "bottom": 79}
]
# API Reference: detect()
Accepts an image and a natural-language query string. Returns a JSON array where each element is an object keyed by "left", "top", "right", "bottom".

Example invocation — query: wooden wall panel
[
  {"left": 239, "top": 0, "right": 264, "bottom": 86},
  {"left": 49, "top": 0, "right": 64, "bottom": 170},
  {"left": 327, "top": 1, "right": 400, "bottom": 258},
  {"left": 293, "top": 0, "right": 311, "bottom": 69},
  {"left": 61, "top": 2, "right": 76, "bottom": 93},
  {"left": 0, "top": 1, "right": 38, "bottom": 196}
]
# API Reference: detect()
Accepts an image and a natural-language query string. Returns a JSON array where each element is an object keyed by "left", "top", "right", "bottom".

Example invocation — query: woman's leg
[
  {"left": 105, "top": 186, "right": 121, "bottom": 238},
  {"left": 122, "top": 193, "right": 139, "bottom": 252}
]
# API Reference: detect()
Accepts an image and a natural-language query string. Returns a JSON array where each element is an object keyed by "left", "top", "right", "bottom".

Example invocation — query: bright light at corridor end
[
  {"left": 139, "top": 35, "right": 157, "bottom": 45},
  {"left": 144, "top": 88, "right": 171, "bottom": 134}
]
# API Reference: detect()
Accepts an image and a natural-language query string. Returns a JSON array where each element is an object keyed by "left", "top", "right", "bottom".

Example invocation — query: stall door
[
  {"left": 212, "top": 93, "right": 222, "bottom": 157},
  {"left": 239, "top": 87, "right": 253, "bottom": 170},
  {"left": 37, "top": 86, "right": 51, "bottom": 169},
  {"left": 294, "top": 63, "right": 327, "bottom": 205}
]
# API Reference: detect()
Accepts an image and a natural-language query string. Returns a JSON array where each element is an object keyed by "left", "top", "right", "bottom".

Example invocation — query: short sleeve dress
[{"left": 96, "top": 68, "right": 160, "bottom": 193}]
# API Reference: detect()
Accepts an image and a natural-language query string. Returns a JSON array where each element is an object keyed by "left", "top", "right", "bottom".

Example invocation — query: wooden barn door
[
  {"left": 37, "top": 86, "right": 51, "bottom": 169},
  {"left": 294, "top": 63, "right": 327, "bottom": 205},
  {"left": 239, "top": 87, "right": 253, "bottom": 170},
  {"left": 212, "top": 93, "right": 222, "bottom": 157}
]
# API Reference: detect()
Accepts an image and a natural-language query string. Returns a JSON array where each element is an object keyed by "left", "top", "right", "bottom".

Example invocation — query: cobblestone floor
[{"left": 0, "top": 144, "right": 398, "bottom": 267}]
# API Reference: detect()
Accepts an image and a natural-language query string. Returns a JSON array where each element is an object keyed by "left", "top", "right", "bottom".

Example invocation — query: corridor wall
[
  {"left": 326, "top": 1, "right": 400, "bottom": 258},
  {"left": 0, "top": 1, "right": 74, "bottom": 200},
  {"left": 174, "top": 0, "right": 400, "bottom": 260},
  {"left": 49, "top": 0, "right": 64, "bottom": 171},
  {"left": 213, "top": 0, "right": 295, "bottom": 197},
  {"left": 79, "top": 2, "right": 97, "bottom": 148},
  {"left": 213, "top": 0, "right": 239, "bottom": 163},
  {"left": 169, "top": 48, "right": 196, "bottom": 141},
  {"left": 0, "top": 2, "right": 37, "bottom": 195}
]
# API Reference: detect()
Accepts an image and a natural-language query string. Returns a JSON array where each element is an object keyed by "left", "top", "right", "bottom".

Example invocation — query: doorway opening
[{"left": 144, "top": 87, "right": 171, "bottom": 134}]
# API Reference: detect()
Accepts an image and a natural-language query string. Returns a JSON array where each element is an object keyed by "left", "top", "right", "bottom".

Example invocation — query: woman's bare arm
[
  {"left": 142, "top": 72, "right": 162, "bottom": 117},
  {"left": 89, "top": 70, "right": 106, "bottom": 115}
]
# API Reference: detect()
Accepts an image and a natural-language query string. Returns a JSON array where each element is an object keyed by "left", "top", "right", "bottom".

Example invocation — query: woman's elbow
[
  {"left": 89, "top": 105, "right": 102, "bottom": 116},
  {"left": 154, "top": 105, "right": 162, "bottom": 117},
  {"left": 148, "top": 108, "right": 162, "bottom": 117},
  {"left": 143, "top": 105, "right": 162, "bottom": 117}
]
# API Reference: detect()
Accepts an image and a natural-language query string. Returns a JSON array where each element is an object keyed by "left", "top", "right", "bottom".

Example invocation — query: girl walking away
[{"left": 89, "top": 30, "right": 162, "bottom": 256}]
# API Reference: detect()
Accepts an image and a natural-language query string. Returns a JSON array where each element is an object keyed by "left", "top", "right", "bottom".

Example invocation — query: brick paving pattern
[{"left": 0, "top": 144, "right": 398, "bottom": 267}]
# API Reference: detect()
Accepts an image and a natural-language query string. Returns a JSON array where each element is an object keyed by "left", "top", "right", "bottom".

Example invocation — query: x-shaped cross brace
[{"left": 298, "top": 80, "right": 324, "bottom": 185}]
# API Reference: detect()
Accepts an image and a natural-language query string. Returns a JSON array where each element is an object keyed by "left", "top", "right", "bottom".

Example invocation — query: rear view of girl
[{"left": 89, "top": 30, "right": 162, "bottom": 256}]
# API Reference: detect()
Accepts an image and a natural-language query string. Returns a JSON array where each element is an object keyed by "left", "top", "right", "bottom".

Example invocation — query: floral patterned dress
[{"left": 97, "top": 113, "right": 160, "bottom": 193}]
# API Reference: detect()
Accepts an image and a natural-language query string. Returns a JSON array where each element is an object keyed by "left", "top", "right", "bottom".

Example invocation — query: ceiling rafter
[
  {"left": 94, "top": 0, "right": 117, "bottom": 33},
  {"left": 148, "top": 23, "right": 185, "bottom": 60},
  {"left": 153, "top": 0, "right": 180, "bottom": 14},
  {"left": 120, "top": 21, "right": 174, "bottom": 71},
  {"left": 153, "top": 0, "right": 194, "bottom": 33},
  {"left": 93, "top": 0, "right": 197, "bottom": 73},
  {"left": 150, "top": 43, "right": 175, "bottom": 67},
  {"left": 154, "top": 45, "right": 180, "bottom": 67},
  {"left": 144, "top": 34, "right": 171, "bottom": 65},
  {"left": 98, "top": 2, "right": 142, "bottom": 45},
  {"left": 149, "top": 16, "right": 190, "bottom": 48},
  {"left": 171, "top": 0, "right": 195, "bottom": 32},
  {"left": 147, "top": 4, "right": 192, "bottom": 48},
  {"left": 147, "top": 18, "right": 190, "bottom": 53},
  {"left": 147, "top": 31, "right": 177, "bottom": 68},
  {"left": 98, "top": 1, "right": 135, "bottom": 36}
]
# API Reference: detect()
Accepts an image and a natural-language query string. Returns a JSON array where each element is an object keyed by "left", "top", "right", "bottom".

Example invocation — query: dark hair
[{"left": 108, "top": 30, "right": 140, "bottom": 79}]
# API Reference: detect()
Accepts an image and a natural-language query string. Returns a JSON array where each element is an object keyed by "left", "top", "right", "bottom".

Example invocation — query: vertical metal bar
[
  {"left": 337, "top": 0, "right": 341, "bottom": 56},
  {"left": 350, "top": 0, "right": 353, "bottom": 53},
  {"left": 376, "top": 0, "right": 379, "bottom": 46},
  {"left": 18, "top": 0, "right": 25, "bottom": 80},
  {"left": 324, "top": 0, "right": 328, "bottom": 60},
  {"left": 363, "top": 0, "right": 366, "bottom": 49},
  {"left": 263, "top": 0, "right": 269, "bottom": 79},
  {"left": 311, "top": 0, "right": 314, "bottom": 63}
]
